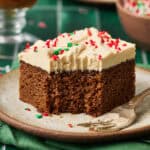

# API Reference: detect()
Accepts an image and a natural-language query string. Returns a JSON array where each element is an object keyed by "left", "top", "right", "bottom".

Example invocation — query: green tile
[
  {"left": 61, "top": 8, "right": 97, "bottom": 33},
  {"left": 62, "top": 0, "right": 88, "bottom": 7},
  {"left": 25, "top": 9, "right": 57, "bottom": 40},
  {"left": 35, "top": 0, "right": 57, "bottom": 6},
  {"left": 136, "top": 48, "right": 143, "bottom": 64},
  {"left": 0, "top": 44, "right": 17, "bottom": 56},
  {"left": 146, "top": 51, "right": 150, "bottom": 64},
  {"left": 0, "top": 59, "right": 12, "bottom": 67}
]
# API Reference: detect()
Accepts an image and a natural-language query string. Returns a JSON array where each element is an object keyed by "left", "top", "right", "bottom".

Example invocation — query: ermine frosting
[{"left": 18, "top": 27, "right": 136, "bottom": 73}]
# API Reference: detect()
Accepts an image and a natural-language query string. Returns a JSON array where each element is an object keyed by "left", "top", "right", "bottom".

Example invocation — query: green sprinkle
[
  {"left": 75, "top": 43, "right": 79, "bottom": 46},
  {"left": 64, "top": 48, "right": 69, "bottom": 51},
  {"left": 70, "top": 32, "right": 74, "bottom": 36},
  {"left": 57, "top": 48, "right": 62, "bottom": 51},
  {"left": 53, "top": 48, "right": 62, "bottom": 55},
  {"left": 67, "top": 42, "right": 73, "bottom": 47},
  {"left": 36, "top": 114, "right": 43, "bottom": 119},
  {"left": 53, "top": 50, "right": 59, "bottom": 55}
]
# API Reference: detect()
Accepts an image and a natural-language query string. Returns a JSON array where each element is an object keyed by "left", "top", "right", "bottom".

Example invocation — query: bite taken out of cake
[{"left": 18, "top": 27, "right": 136, "bottom": 117}]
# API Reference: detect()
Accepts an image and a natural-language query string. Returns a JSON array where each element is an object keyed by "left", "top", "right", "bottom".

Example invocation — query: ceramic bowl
[{"left": 116, "top": 0, "right": 150, "bottom": 50}]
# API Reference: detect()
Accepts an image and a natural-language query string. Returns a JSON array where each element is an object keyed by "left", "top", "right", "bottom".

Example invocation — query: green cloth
[{"left": 0, "top": 121, "right": 150, "bottom": 150}]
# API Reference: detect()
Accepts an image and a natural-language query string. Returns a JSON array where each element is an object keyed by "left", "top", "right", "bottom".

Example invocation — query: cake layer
[
  {"left": 19, "top": 59, "right": 135, "bottom": 116},
  {"left": 18, "top": 28, "right": 136, "bottom": 73}
]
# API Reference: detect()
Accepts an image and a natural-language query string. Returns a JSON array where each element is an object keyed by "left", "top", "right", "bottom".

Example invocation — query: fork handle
[{"left": 128, "top": 88, "right": 150, "bottom": 109}]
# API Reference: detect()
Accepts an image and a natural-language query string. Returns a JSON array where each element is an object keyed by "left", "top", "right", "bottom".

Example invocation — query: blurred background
[{"left": 0, "top": 0, "right": 150, "bottom": 73}]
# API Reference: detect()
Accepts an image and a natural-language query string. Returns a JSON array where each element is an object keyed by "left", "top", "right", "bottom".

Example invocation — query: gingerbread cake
[{"left": 18, "top": 27, "right": 136, "bottom": 116}]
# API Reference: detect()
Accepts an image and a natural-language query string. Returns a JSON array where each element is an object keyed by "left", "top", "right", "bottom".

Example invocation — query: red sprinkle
[
  {"left": 53, "top": 38, "right": 58, "bottom": 47},
  {"left": 101, "top": 38, "right": 105, "bottom": 43},
  {"left": 33, "top": 46, "right": 38, "bottom": 52},
  {"left": 85, "top": 41, "right": 88, "bottom": 44},
  {"left": 122, "top": 43, "right": 127, "bottom": 46},
  {"left": 98, "top": 54, "right": 102, "bottom": 60},
  {"left": 107, "top": 39, "right": 120, "bottom": 50},
  {"left": 114, "top": 39, "right": 120, "bottom": 49},
  {"left": 87, "top": 28, "right": 92, "bottom": 36},
  {"left": 116, "top": 38, "right": 120, "bottom": 43},
  {"left": 42, "top": 112, "right": 49, "bottom": 116},
  {"left": 52, "top": 55, "right": 59, "bottom": 61},
  {"left": 132, "top": 2, "right": 136, "bottom": 7},
  {"left": 59, "top": 50, "right": 64, "bottom": 54},
  {"left": 98, "top": 31, "right": 110, "bottom": 43},
  {"left": 107, "top": 42, "right": 113, "bottom": 47},
  {"left": 116, "top": 47, "right": 121, "bottom": 52},
  {"left": 25, "top": 108, "right": 31, "bottom": 111},
  {"left": 104, "top": 35, "right": 110, "bottom": 42},
  {"left": 90, "top": 40, "right": 96, "bottom": 46},
  {"left": 95, "top": 45, "right": 98, "bottom": 48},
  {"left": 59, "top": 33, "right": 65, "bottom": 38},
  {"left": 68, "top": 123, "right": 73, "bottom": 128},
  {"left": 25, "top": 42, "right": 30, "bottom": 49},
  {"left": 45, "top": 39, "right": 51, "bottom": 48},
  {"left": 98, "top": 31, "right": 107, "bottom": 36}
]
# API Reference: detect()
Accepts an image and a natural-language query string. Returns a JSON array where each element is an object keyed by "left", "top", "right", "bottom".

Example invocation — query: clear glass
[{"left": 0, "top": 8, "right": 38, "bottom": 44}]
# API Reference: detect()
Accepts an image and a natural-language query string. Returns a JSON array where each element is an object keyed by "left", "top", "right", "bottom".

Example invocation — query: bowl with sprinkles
[{"left": 116, "top": 0, "right": 150, "bottom": 50}]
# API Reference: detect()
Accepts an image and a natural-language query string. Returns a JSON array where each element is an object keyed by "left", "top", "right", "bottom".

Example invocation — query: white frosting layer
[{"left": 18, "top": 27, "right": 136, "bottom": 73}]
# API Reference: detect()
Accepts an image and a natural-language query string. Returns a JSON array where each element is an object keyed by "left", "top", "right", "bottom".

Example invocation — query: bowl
[{"left": 116, "top": 0, "right": 150, "bottom": 50}]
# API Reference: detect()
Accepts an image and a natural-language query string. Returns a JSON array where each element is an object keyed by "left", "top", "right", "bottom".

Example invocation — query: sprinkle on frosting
[
  {"left": 59, "top": 49, "right": 64, "bottom": 54},
  {"left": 107, "top": 38, "right": 121, "bottom": 51},
  {"left": 67, "top": 42, "right": 73, "bottom": 47},
  {"left": 70, "top": 32, "right": 74, "bottom": 36},
  {"left": 98, "top": 54, "right": 102, "bottom": 60},
  {"left": 122, "top": 43, "right": 127, "bottom": 46},
  {"left": 89, "top": 40, "right": 96, "bottom": 46},
  {"left": 53, "top": 50, "right": 59, "bottom": 55},
  {"left": 53, "top": 38, "right": 58, "bottom": 47},
  {"left": 45, "top": 39, "right": 51, "bottom": 48},
  {"left": 52, "top": 55, "right": 59, "bottom": 61},
  {"left": 64, "top": 48, "right": 69, "bottom": 51},
  {"left": 87, "top": 28, "right": 92, "bottom": 36},
  {"left": 33, "top": 46, "right": 38, "bottom": 52}
]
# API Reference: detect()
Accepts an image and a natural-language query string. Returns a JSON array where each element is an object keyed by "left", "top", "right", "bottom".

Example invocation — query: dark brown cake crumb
[{"left": 19, "top": 60, "right": 135, "bottom": 117}]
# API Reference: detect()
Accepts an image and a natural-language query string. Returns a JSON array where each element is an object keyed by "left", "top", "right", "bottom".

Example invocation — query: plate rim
[{"left": 0, "top": 67, "right": 150, "bottom": 142}]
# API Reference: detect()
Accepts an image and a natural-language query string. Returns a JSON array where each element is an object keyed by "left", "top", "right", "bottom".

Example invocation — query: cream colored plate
[{"left": 0, "top": 67, "right": 150, "bottom": 142}]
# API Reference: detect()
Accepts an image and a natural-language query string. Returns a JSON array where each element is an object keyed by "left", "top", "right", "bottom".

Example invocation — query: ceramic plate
[{"left": 0, "top": 67, "right": 150, "bottom": 143}]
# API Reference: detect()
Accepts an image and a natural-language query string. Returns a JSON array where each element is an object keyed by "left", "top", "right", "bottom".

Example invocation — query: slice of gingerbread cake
[{"left": 18, "top": 27, "right": 136, "bottom": 116}]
